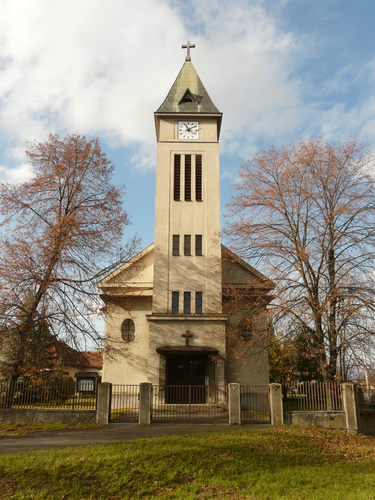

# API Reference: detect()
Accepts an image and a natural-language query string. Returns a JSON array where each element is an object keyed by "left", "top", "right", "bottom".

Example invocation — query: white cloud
[
  {"left": 0, "top": 163, "right": 33, "bottom": 183},
  {"left": 0, "top": 0, "right": 185, "bottom": 155},
  {"left": 0, "top": 0, "right": 309, "bottom": 167},
  {"left": 0, "top": 0, "right": 374, "bottom": 178}
]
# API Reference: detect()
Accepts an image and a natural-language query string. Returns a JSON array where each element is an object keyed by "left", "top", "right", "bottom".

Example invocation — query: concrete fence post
[
  {"left": 342, "top": 383, "right": 360, "bottom": 434},
  {"left": 269, "top": 383, "right": 283, "bottom": 426},
  {"left": 139, "top": 382, "right": 152, "bottom": 425},
  {"left": 96, "top": 382, "right": 112, "bottom": 425},
  {"left": 228, "top": 383, "right": 241, "bottom": 425}
]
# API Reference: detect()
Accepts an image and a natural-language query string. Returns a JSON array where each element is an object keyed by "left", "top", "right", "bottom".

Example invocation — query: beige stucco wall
[
  {"left": 152, "top": 115, "right": 222, "bottom": 315},
  {"left": 147, "top": 318, "right": 226, "bottom": 385},
  {"left": 222, "top": 259, "right": 260, "bottom": 286},
  {"left": 102, "top": 297, "right": 152, "bottom": 384},
  {"left": 222, "top": 253, "right": 271, "bottom": 386},
  {"left": 225, "top": 309, "right": 270, "bottom": 386},
  {"left": 100, "top": 246, "right": 154, "bottom": 298},
  {"left": 112, "top": 246, "right": 154, "bottom": 285}
]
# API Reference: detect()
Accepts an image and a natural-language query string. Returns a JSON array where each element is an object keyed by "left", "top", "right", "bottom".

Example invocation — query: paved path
[{"left": 0, "top": 423, "right": 271, "bottom": 455}]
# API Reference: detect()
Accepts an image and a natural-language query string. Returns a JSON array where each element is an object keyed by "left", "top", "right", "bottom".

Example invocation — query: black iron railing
[
  {"left": 282, "top": 381, "right": 342, "bottom": 411},
  {"left": 357, "top": 385, "right": 375, "bottom": 410},
  {"left": 0, "top": 379, "right": 97, "bottom": 410}
]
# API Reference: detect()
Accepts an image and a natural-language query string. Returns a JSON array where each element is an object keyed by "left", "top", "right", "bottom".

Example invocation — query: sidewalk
[{"left": 0, "top": 423, "right": 271, "bottom": 455}]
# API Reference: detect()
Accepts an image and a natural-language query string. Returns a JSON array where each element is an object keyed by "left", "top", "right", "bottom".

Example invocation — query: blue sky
[{"left": 1, "top": 0, "right": 375, "bottom": 251}]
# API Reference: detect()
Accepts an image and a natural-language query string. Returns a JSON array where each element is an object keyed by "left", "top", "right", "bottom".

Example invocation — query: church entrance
[{"left": 166, "top": 354, "right": 206, "bottom": 403}]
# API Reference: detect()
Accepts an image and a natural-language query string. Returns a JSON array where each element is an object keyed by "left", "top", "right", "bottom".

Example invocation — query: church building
[{"left": 98, "top": 43, "right": 274, "bottom": 390}]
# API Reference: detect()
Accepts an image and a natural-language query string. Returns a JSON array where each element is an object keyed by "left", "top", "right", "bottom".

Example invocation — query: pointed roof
[
  {"left": 97, "top": 243, "right": 154, "bottom": 298},
  {"left": 156, "top": 60, "right": 220, "bottom": 114}
]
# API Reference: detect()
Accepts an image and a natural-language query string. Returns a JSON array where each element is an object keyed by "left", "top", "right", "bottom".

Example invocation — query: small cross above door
[{"left": 182, "top": 330, "right": 193, "bottom": 346}]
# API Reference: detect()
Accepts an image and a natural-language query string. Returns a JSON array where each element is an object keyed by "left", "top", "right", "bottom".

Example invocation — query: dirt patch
[
  {"left": 196, "top": 484, "right": 254, "bottom": 499},
  {"left": 0, "top": 477, "right": 18, "bottom": 498}
]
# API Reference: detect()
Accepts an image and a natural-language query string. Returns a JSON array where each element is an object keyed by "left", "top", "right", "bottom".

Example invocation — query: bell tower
[
  {"left": 146, "top": 42, "right": 226, "bottom": 386},
  {"left": 152, "top": 42, "right": 223, "bottom": 316}
]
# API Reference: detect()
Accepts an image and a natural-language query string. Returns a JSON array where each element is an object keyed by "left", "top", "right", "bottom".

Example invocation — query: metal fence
[
  {"left": 240, "top": 386, "right": 270, "bottom": 423},
  {"left": 152, "top": 385, "right": 228, "bottom": 422},
  {"left": 357, "top": 385, "right": 375, "bottom": 410},
  {"left": 110, "top": 385, "right": 139, "bottom": 422},
  {"left": 283, "top": 381, "right": 342, "bottom": 411},
  {"left": 0, "top": 379, "right": 97, "bottom": 410}
]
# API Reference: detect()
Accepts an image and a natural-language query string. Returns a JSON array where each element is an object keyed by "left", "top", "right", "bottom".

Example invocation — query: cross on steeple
[
  {"left": 182, "top": 330, "right": 193, "bottom": 346},
  {"left": 182, "top": 41, "right": 195, "bottom": 61}
]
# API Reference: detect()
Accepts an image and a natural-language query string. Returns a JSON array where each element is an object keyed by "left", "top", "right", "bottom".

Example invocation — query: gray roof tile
[{"left": 156, "top": 60, "right": 220, "bottom": 114}]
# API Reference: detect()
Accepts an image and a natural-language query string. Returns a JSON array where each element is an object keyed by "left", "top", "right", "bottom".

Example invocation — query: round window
[{"left": 121, "top": 319, "right": 135, "bottom": 342}]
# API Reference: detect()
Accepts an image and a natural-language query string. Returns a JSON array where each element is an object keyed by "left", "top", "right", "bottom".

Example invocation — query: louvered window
[
  {"left": 174, "top": 155, "right": 181, "bottom": 201},
  {"left": 184, "top": 155, "right": 191, "bottom": 201},
  {"left": 196, "top": 155, "right": 202, "bottom": 201}
]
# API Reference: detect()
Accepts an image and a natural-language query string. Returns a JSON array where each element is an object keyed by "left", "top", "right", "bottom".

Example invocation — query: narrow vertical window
[
  {"left": 195, "top": 292, "right": 203, "bottom": 314},
  {"left": 172, "top": 291, "right": 179, "bottom": 313},
  {"left": 184, "top": 235, "right": 191, "bottom": 255},
  {"left": 174, "top": 155, "right": 181, "bottom": 201},
  {"left": 172, "top": 235, "right": 180, "bottom": 256},
  {"left": 195, "top": 235, "right": 202, "bottom": 256},
  {"left": 196, "top": 155, "right": 202, "bottom": 201},
  {"left": 184, "top": 292, "right": 191, "bottom": 314},
  {"left": 184, "top": 155, "right": 191, "bottom": 201}
]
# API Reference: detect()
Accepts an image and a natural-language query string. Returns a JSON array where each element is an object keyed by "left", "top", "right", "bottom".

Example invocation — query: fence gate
[
  {"left": 240, "top": 386, "right": 271, "bottom": 424},
  {"left": 110, "top": 385, "right": 139, "bottom": 422},
  {"left": 152, "top": 385, "right": 228, "bottom": 422}
]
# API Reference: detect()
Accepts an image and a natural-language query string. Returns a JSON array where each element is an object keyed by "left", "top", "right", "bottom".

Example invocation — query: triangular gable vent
[{"left": 178, "top": 88, "right": 203, "bottom": 105}]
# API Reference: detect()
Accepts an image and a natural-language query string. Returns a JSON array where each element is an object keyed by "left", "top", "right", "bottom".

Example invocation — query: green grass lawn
[{"left": 1, "top": 426, "right": 375, "bottom": 499}]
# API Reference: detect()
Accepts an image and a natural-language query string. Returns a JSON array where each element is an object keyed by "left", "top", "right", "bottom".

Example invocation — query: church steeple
[
  {"left": 156, "top": 42, "right": 221, "bottom": 115},
  {"left": 152, "top": 43, "right": 223, "bottom": 318}
]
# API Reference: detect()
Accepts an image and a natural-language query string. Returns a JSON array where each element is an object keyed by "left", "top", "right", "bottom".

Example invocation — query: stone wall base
[
  {"left": 0, "top": 409, "right": 96, "bottom": 424},
  {"left": 284, "top": 411, "right": 346, "bottom": 430}
]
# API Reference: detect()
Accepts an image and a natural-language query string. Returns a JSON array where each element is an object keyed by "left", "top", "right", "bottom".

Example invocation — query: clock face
[{"left": 178, "top": 121, "right": 199, "bottom": 140}]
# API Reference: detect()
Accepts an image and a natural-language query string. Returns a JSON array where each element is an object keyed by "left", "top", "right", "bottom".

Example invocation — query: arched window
[{"left": 121, "top": 319, "right": 135, "bottom": 342}]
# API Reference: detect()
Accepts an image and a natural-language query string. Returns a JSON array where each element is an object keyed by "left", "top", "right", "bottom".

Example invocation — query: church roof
[
  {"left": 156, "top": 60, "right": 220, "bottom": 114},
  {"left": 98, "top": 242, "right": 275, "bottom": 300},
  {"left": 221, "top": 245, "right": 276, "bottom": 290}
]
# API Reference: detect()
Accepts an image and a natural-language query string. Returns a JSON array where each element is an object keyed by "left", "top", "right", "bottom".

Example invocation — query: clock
[{"left": 178, "top": 121, "right": 199, "bottom": 140}]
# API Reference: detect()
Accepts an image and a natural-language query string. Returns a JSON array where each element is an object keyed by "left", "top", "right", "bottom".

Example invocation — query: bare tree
[
  {"left": 225, "top": 138, "right": 375, "bottom": 381},
  {"left": 0, "top": 132, "right": 139, "bottom": 380}
]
